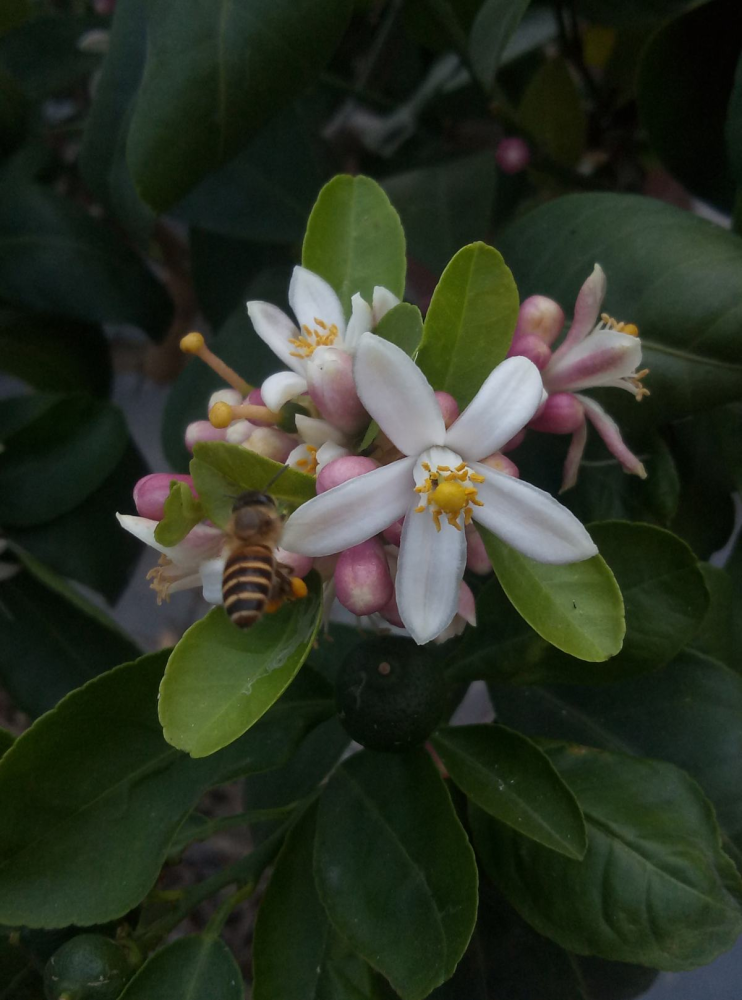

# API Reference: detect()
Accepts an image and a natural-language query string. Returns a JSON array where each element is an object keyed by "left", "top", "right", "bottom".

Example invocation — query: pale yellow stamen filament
[
  {"left": 146, "top": 555, "right": 173, "bottom": 605},
  {"left": 209, "top": 401, "right": 280, "bottom": 428},
  {"left": 180, "top": 332, "right": 251, "bottom": 394}
]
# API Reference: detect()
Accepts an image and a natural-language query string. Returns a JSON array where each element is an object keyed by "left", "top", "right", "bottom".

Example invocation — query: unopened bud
[
  {"left": 245, "top": 427, "right": 295, "bottom": 463},
  {"left": 466, "top": 528, "right": 492, "bottom": 575},
  {"left": 382, "top": 518, "right": 404, "bottom": 546},
  {"left": 434, "top": 391, "right": 459, "bottom": 428},
  {"left": 317, "top": 455, "right": 379, "bottom": 494},
  {"left": 529, "top": 393, "right": 585, "bottom": 434},
  {"left": 501, "top": 428, "right": 526, "bottom": 454},
  {"left": 507, "top": 333, "right": 552, "bottom": 370},
  {"left": 480, "top": 452, "right": 520, "bottom": 477},
  {"left": 134, "top": 473, "right": 196, "bottom": 521},
  {"left": 495, "top": 137, "right": 531, "bottom": 174},
  {"left": 335, "top": 538, "right": 394, "bottom": 616},
  {"left": 305, "top": 347, "right": 368, "bottom": 435},
  {"left": 185, "top": 420, "right": 227, "bottom": 452},
  {"left": 513, "top": 295, "right": 565, "bottom": 346},
  {"left": 225, "top": 419, "right": 254, "bottom": 445}
]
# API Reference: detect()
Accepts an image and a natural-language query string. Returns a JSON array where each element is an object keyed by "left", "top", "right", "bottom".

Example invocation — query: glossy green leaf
[
  {"left": 692, "top": 563, "right": 734, "bottom": 666},
  {"left": 480, "top": 527, "right": 625, "bottom": 662},
  {"left": 302, "top": 175, "right": 406, "bottom": 315},
  {"left": 496, "top": 193, "right": 742, "bottom": 423},
  {"left": 0, "top": 182, "right": 171, "bottom": 336},
  {"left": 471, "top": 742, "right": 742, "bottom": 969},
  {"left": 119, "top": 935, "right": 243, "bottom": 1000},
  {"left": 519, "top": 56, "right": 586, "bottom": 167},
  {"left": 0, "top": 729, "right": 13, "bottom": 759},
  {"left": 126, "top": 0, "right": 352, "bottom": 211},
  {"left": 469, "top": 0, "right": 533, "bottom": 93},
  {"left": 159, "top": 575, "right": 323, "bottom": 756},
  {"left": 431, "top": 724, "right": 586, "bottom": 858},
  {"left": 417, "top": 242, "right": 519, "bottom": 408},
  {"left": 154, "top": 481, "right": 204, "bottom": 547},
  {"left": 374, "top": 302, "right": 423, "bottom": 357},
  {"left": 728, "top": 50, "right": 742, "bottom": 183},
  {"left": 383, "top": 153, "right": 496, "bottom": 275},
  {"left": 314, "top": 749, "right": 478, "bottom": 1000},
  {"left": 0, "top": 652, "right": 331, "bottom": 927},
  {"left": 638, "top": 0, "right": 740, "bottom": 208},
  {"left": 0, "top": 394, "right": 128, "bottom": 527}
]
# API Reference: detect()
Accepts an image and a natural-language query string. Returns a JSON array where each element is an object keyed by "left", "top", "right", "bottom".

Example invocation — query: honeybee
[{"left": 222, "top": 489, "right": 307, "bottom": 629}]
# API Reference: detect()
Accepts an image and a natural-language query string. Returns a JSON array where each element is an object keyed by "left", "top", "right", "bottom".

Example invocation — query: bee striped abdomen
[{"left": 222, "top": 544, "right": 275, "bottom": 629}]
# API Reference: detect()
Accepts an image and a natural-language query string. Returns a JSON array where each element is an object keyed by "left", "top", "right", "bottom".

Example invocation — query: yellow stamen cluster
[
  {"left": 146, "top": 555, "right": 173, "bottom": 605},
  {"left": 600, "top": 313, "right": 639, "bottom": 337},
  {"left": 295, "top": 445, "right": 319, "bottom": 475},
  {"left": 631, "top": 368, "right": 650, "bottom": 401},
  {"left": 289, "top": 318, "right": 339, "bottom": 359},
  {"left": 414, "top": 461, "right": 484, "bottom": 532}
]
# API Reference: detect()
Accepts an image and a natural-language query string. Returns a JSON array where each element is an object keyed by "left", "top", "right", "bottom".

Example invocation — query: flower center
[
  {"left": 295, "top": 444, "right": 318, "bottom": 475},
  {"left": 414, "top": 462, "right": 484, "bottom": 532},
  {"left": 289, "top": 318, "right": 339, "bottom": 359},
  {"left": 600, "top": 313, "right": 639, "bottom": 336},
  {"left": 146, "top": 555, "right": 174, "bottom": 605}
]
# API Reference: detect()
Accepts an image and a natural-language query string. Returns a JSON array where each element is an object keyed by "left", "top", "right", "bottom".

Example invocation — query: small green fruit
[
  {"left": 335, "top": 637, "right": 447, "bottom": 751},
  {"left": 44, "top": 934, "right": 132, "bottom": 1000}
]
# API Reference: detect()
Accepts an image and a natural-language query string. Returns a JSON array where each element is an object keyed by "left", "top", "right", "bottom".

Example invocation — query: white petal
[
  {"left": 343, "top": 293, "right": 373, "bottom": 353},
  {"left": 372, "top": 286, "right": 400, "bottom": 325},
  {"left": 396, "top": 497, "right": 467, "bottom": 645},
  {"left": 558, "top": 263, "right": 607, "bottom": 353},
  {"left": 295, "top": 413, "right": 348, "bottom": 446},
  {"left": 116, "top": 514, "right": 223, "bottom": 568},
  {"left": 470, "top": 465, "right": 598, "bottom": 563},
  {"left": 116, "top": 513, "right": 161, "bottom": 552},
  {"left": 247, "top": 301, "right": 305, "bottom": 375},
  {"left": 261, "top": 371, "right": 308, "bottom": 412},
  {"left": 316, "top": 441, "right": 350, "bottom": 471},
  {"left": 355, "top": 332, "right": 445, "bottom": 456},
  {"left": 445, "top": 356, "right": 544, "bottom": 462},
  {"left": 167, "top": 572, "right": 203, "bottom": 595},
  {"left": 281, "top": 457, "right": 415, "bottom": 556},
  {"left": 544, "top": 330, "right": 642, "bottom": 394},
  {"left": 288, "top": 266, "right": 346, "bottom": 337},
  {"left": 208, "top": 388, "right": 243, "bottom": 410},
  {"left": 199, "top": 557, "right": 226, "bottom": 604},
  {"left": 287, "top": 443, "right": 311, "bottom": 470},
  {"left": 225, "top": 419, "right": 254, "bottom": 445}
]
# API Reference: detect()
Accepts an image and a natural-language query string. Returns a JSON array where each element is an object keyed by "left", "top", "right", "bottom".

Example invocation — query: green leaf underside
[
  {"left": 302, "top": 174, "right": 406, "bottom": 315},
  {"left": 159, "top": 575, "right": 323, "bottom": 757},
  {"left": 417, "top": 242, "right": 519, "bottom": 408},
  {"left": 472, "top": 742, "right": 742, "bottom": 970},
  {"left": 374, "top": 302, "right": 423, "bottom": 357},
  {"left": 154, "top": 481, "right": 204, "bottom": 547},
  {"left": 314, "top": 750, "right": 478, "bottom": 1000},
  {"left": 0, "top": 652, "right": 331, "bottom": 927},
  {"left": 431, "top": 725, "right": 586, "bottom": 859},
  {"left": 480, "top": 527, "right": 625, "bottom": 662},
  {"left": 119, "top": 935, "right": 243, "bottom": 1000}
]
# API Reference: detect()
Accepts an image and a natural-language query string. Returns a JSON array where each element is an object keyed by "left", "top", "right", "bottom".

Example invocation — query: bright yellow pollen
[
  {"left": 415, "top": 462, "right": 484, "bottom": 532},
  {"left": 288, "top": 321, "right": 339, "bottom": 359},
  {"left": 431, "top": 481, "right": 467, "bottom": 514},
  {"left": 209, "top": 401, "right": 234, "bottom": 428},
  {"left": 600, "top": 313, "right": 640, "bottom": 337},
  {"left": 180, "top": 331, "right": 205, "bottom": 354},
  {"left": 623, "top": 323, "right": 639, "bottom": 336},
  {"left": 295, "top": 445, "right": 319, "bottom": 475},
  {"left": 291, "top": 577, "right": 308, "bottom": 599}
]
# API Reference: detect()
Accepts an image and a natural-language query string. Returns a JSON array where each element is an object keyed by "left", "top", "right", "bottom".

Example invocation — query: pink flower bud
[
  {"left": 529, "top": 393, "right": 585, "bottom": 434},
  {"left": 480, "top": 452, "right": 520, "bottom": 477},
  {"left": 514, "top": 295, "right": 565, "bottom": 346},
  {"left": 245, "top": 427, "right": 295, "bottom": 463},
  {"left": 276, "top": 547, "right": 313, "bottom": 578},
  {"left": 185, "top": 420, "right": 226, "bottom": 452},
  {"left": 382, "top": 518, "right": 404, "bottom": 546},
  {"left": 134, "top": 473, "right": 196, "bottom": 521},
  {"left": 495, "top": 137, "right": 531, "bottom": 174},
  {"left": 305, "top": 347, "right": 368, "bottom": 435},
  {"left": 434, "top": 391, "right": 459, "bottom": 428},
  {"left": 507, "top": 333, "right": 552, "bottom": 370},
  {"left": 246, "top": 388, "right": 274, "bottom": 426},
  {"left": 501, "top": 428, "right": 526, "bottom": 454},
  {"left": 335, "top": 538, "right": 394, "bottom": 616},
  {"left": 317, "top": 455, "right": 379, "bottom": 494},
  {"left": 466, "top": 528, "right": 492, "bottom": 575}
]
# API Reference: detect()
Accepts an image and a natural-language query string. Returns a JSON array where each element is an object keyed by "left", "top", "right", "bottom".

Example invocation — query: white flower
[
  {"left": 287, "top": 415, "right": 350, "bottom": 476},
  {"left": 282, "top": 334, "right": 597, "bottom": 644}
]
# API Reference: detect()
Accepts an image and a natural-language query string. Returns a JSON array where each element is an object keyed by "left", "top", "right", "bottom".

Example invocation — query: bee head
[
  {"left": 230, "top": 490, "right": 279, "bottom": 537},
  {"left": 231, "top": 490, "right": 277, "bottom": 512}
]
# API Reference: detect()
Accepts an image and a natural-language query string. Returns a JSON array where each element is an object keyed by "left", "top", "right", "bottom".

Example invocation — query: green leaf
[
  {"left": 0, "top": 14, "right": 99, "bottom": 99},
  {"left": 383, "top": 153, "right": 496, "bottom": 275},
  {"left": 126, "top": 0, "right": 352, "bottom": 211},
  {"left": 416, "top": 242, "right": 519, "bottom": 408},
  {"left": 638, "top": 0, "right": 740, "bottom": 209},
  {"left": 496, "top": 193, "right": 742, "bottom": 423},
  {"left": 153, "top": 481, "right": 203, "bottom": 547},
  {"left": 519, "top": 56, "right": 587, "bottom": 167},
  {"left": 302, "top": 175, "right": 406, "bottom": 315},
  {"left": 0, "top": 394, "right": 128, "bottom": 527},
  {"left": 191, "top": 441, "right": 315, "bottom": 526},
  {"left": 0, "top": 651, "right": 331, "bottom": 927},
  {"left": 119, "top": 935, "right": 243, "bottom": 999},
  {"left": 0, "top": 729, "right": 13, "bottom": 759},
  {"left": 692, "top": 563, "right": 734, "bottom": 665},
  {"left": 374, "top": 302, "right": 423, "bottom": 357},
  {"left": 727, "top": 49, "right": 742, "bottom": 184},
  {"left": 471, "top": 742, "right": 742, "bottom": 969},
  {"left": 0, "top": 937, "right": 44, "bottom": 1000},
  {"left": 159, "top": 576, "right": 324, "bottom": 757},
  {"left": 480, "top": 526, "right": 625, "bottom": 662},
  {"left": 469, "top": 0, "right": 533, "bottom": 94},
  {"left": 314, "top": 749, "right": 478, "bottom": 1000},
  {"left": 431, "top": 724, "right": 586, "bottom": 858}
]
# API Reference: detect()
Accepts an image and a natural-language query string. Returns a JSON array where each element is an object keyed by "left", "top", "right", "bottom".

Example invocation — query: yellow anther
[
  {"left": 315, "top": 317, "right": 327, "bottom": 329},
  {"left": 179, "top": 332, "right": 250, "bottom": 394},
  {"left": 455, "top": 462, "right": 466, "bottom": 471},
  {"left": 146, "top": 556, "right": 172, "bottom": 605},
  {"left": 291, "top": 577, "right": 308, "bottom": 599},
  {"left": 437, "top": 465, "right": 450, "bottom": 471},
  {"left": 414, "top": 505, "right": 426, "bottom": 513},
  {"left": 469, "top": 473, "right": 485, "bottom": 483},
  {"left": 623, "top": 323, "right": 639, "bottom": 336},
  {"left": 180, "top": 331, "right": 205, "bottom": 354},
  {"left": 209, "top": 401, "right": 234, "bottom": 428},
  {"left": 421, "top": 462, "right": 431, "bottom": 471},
  {"left": 289, "top": 320, "right": 340, "bottom": 359}
]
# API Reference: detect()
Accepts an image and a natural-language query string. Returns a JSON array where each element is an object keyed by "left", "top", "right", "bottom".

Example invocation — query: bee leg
[{"left": 272, "top": 566, "right": 309, "bottom": 605}]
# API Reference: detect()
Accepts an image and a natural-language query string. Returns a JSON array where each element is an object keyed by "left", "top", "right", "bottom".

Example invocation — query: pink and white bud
[
  {"left": 305, "top": 347, "right": 368, "bottom": 435},
  {"left": 529, "top": 393, "right": 585, "bottom": 434},
  {"left": 513, "top": 295, "right": 565, "bottom": 346},
  {"left": 382, "top": 517, "right": 404, "bottom": 546},
  {"left": 335, "top": 538, "right": 394, "bottom": 616},
  {"left": 276, "top": 547, "right": 313, "bottom": 578},
  {"left": 245, "top": 427, "right": 295, "bottom": 463},
  {"left": 480, "top": 452, "right": 520, "bottom": 478},
  {"left": 434, "top": 391, "right": 460, "bottom": 428},
  {"left": 501, "top": 428, "right": 526, "bottom": 454},
  {"left": 495, "top": 137, "right": 531, "bottom": 174},
  {"left": 507, "top": 333, "right": 552, "bottom": 370},
  {"left": 225, "top": 419, "right": 255, "bottom": 445},
  {"left": 134, "top": 473, "right": 197, "bottom": 521},
  {"left": 466, "top": 527, "right": 491, "bottom": 575},
  {"left": 316, "top": 455, "right": 379, "bottom": 494},
  {"left": 185, "top": 420, "right": 227, "bottom": 452},
  {"left": 246, "top": 388, "right": 275, "bottom": 426},
  {"left": 208, "top": 388, "right": 243, "bottom": 410}
]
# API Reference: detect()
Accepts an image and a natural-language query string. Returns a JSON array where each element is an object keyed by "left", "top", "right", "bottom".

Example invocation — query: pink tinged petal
[
  {"left": 246, "top": 427, "right": 295, "bottom": 463},
  {"left": 185, "top": 420, "right": 226, "bottom": 452},
  {"left": 305, "top": 346, "right": 368, "bottom": 435},
  {"left": 506, "top": 333, "right": 552, "bottom": 370},
  {"left": 295, "top": 414, "right": 348, "bottom": 447},
  {"left": 480, "top": 452, "right": 520, "bottom": 478},
  {"left": 288, "top": 266, "right": 346, "bottom": 337},
  {"left": 199, "top": 557, "right": 226, "bottom": 604},
  {"left": 577, "top": 394, "right": 647, "bottom": 479},
  {"left": 529, "top": 392, "right": 585, "bottom": 434},
  {"left": 555, "top": 263, "right": 607, "bottom": 355},
  {"left": 380, "top": 598, "right": 405, "bottom": 629},
  {"left": 316, "top": 455, "right": 379, "bottom": 494},
  {"left": 134, "top": 473, "right": 196, "bottom": 521},
  {"left": 445, "top": 356, "right": 544, "bottom": 462},
  {"left": 355, "top": 332, "right": 445, "bottom": 456},
  {"left": 545, "top": 330, "right": 642, "bottom": 394},
  {"left": 335, "top": 537, "right": 394, "bottom": 616},
  {"left": 281, "top": 456, "right": 416, "bottom": 556},
  {"left": 372, "top": 286, "right": 400, "bottom": 325},
  {"left": 208, "top": 388, "right": 243, "bottom": 410},
  {"left": 396, "top": 496, "right": 467, "bottom": 645},
  {"left": 513, "top": 295, "right": 565, "bottom": 346},
  {"left": 343, "top": 293, "right": 373, "bottom": 353},
  {"left": 247, "top": 301, "right": 305, "bottom": 376},
  {"left": 469, "top": 464, "right": 598, "bottom": 563},
  {"left": 383, "top": 517, "right": 404, "bottom": 546},
  {"left": 458, "top": 580, "right": 476, "bottom": 625},
  {"left": 560, "top": 418, "right": 588, "bottom": 493},
  {"left": 260, "top": 371, "right": 308, "bottom": 412},
  {"left": 225, "top": 419, "right": 254, "bottom": 445},
  {"left": 435, "top": 391, "right": 460, "bottom": 428},
  {"left": 115, "top": 514, "right": 223, "bottom": 567},
  {"left": 246, "top": 388, "right": 274, "bottom": 426},
  {"left": 501, "top": 428, "right": 526, "bottom": 454},
  {"left": 276, "top": 548, "right": 313, "bottom": 578},
  {"left": 466, "top": 527, "right": 492, "bottom": 575}
]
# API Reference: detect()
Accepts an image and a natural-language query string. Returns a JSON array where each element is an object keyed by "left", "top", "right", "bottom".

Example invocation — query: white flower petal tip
[
  {"left": 295, "top": 414, "right": 348, "bottom": 447},
  {"left": 247, "top": 301, "right": 304, "bottom": 375},
  {"left": 260, "top": 371, "right": 308, "bottom": 412},
  {"left": 116, "top": 512, "right": 159, "bottom": 548},
  {"left": 343, "top": 293, "right": 374, "bottom": 353},
  {"left": 288, "top": 266, "right": 345, "bottom": 338},
  {"left": 557, "top": 263, "right": 608, "bottom": 354},
  {"left": 372, "top": 286, "right": 401, "bottom": 325}
]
